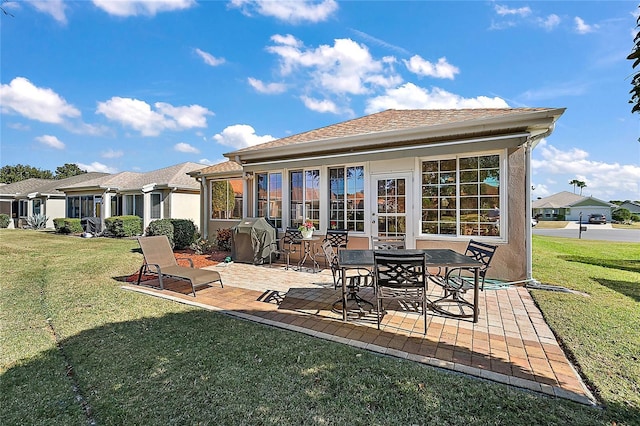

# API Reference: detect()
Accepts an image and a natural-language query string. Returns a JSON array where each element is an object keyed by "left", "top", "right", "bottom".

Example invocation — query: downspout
[
  {"left": 194, "top": 177, "right": 207, "bottom": 238},
  {"left": 525, "top": 126, "right": 554, "bottom": 285}
]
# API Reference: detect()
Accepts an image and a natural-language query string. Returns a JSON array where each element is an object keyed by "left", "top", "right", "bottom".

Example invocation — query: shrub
[
  {"left": 26, "top": 214, "right": 49, "bottom": 229},
  {"left": 53, "top": 218, "right": 83, "bottom": 234},
  {"left": 104, "top": 215, "right": 142, "bottom": 238},
  {"left": 612, "top": 208, "right": 631, "bottom": 223},
  {"left": 0, "top": 214, "right": 10, "bottom": 228},
  {"left": 631, "top": 213, "right": 640, "bottom": 222},
  {"left": 170, "top": 219, "right": 197, "bottom": 249},
  {"left": 146, "top": 219, "right": 175, "bottom": 248},
  {"left": 190, "top": 237, "right": 217, "bottom": 255},
  {"left": 216, "top": 228, "right": 232, "bottom": 252}
]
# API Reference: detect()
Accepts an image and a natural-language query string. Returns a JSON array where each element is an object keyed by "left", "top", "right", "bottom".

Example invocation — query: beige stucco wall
[
  {"left": 43, "top": 198, "right": 66, "bottom": 228},
  {"left": 168, "top": 192, "right": 200, "bottom": 230}
]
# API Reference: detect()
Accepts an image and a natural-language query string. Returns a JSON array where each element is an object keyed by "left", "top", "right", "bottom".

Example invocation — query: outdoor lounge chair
[{"left": 136, "top": 235, "right": 223, "bottom": 297}]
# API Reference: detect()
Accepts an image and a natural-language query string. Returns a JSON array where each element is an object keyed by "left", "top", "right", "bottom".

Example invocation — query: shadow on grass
[
  {"left": 592, "top": 277, "right": 640, "bottom": 303},
  {"left": 2, "top": 308, "right": 623, "bottom": 426},
  {"left": 560, "top": 256, "right": 640, "bottom": 274}
]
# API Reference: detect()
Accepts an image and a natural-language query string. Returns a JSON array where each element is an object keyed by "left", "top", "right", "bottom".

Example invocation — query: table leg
[
  {"left": 473, "top": 267, "right": 479, "bottom": 323},
  {"left": 341, "top": 266, "right": 347, "bottom": 322}
]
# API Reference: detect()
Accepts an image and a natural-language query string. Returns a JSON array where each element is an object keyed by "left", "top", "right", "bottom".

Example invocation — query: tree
[
  {"left": 0, "top": 164, "right": 54, "bottom": 184},
  {"left": 628, "top": 8, "right": 640, "bottom": 114},
  {"left": 569, "top": 179, "right": 580, "bottom": 194},
  {"left": 55, "top": 163, "right": 87, "bottom": 179},
  {"left": 576, "top": 181, "right": 587, "bottom": 195}
]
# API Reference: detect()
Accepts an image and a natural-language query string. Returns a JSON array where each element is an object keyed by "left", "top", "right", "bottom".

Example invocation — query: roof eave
[{"left": 226, "top": 108, "right": 565, "bottom": 163}]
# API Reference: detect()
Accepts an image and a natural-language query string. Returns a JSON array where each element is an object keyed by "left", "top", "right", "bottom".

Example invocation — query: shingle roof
[
  {"left": 0, "top": 173, "right": 109, "bottom": 197},
  {"left": 189, "top": 160, "right": 243, "bottom": 177},
  {"left": 0, "top": 178, "right": 54, "bottom": 196},
  {"left": 531, "top": 191, "right": 613, "bottom": 209},
  {"left": 231, "top": 108, "right": 556, "bottom": 154},
  {"left": 59, "top": 162, "right": 202, "bottom": 191}
]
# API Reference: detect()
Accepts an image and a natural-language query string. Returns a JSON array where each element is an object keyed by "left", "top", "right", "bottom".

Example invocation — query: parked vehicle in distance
[
  {"left": 531, "top": 218, "right": 538, "bottom": 227},
  {"left": 588, "top": 214, "right": 607, "bottom": 224}
]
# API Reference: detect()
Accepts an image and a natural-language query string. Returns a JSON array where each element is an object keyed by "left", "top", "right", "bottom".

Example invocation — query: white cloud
[
  {"left": 0, "top": 77, "right": 80, "bottom": 124},
  {"left": 248, "top": 78, "right": 287, "bottom": 94},
  {"left": 174, "top": 142, "right": 200, "bottom": 153},
  {"left": 101, "top": 149, "right": 124, "bottom": 159},
  {"left": 229, "top": 0, "right": 338, "bottom": 23},
  {"left": 76, "top": 161, "right": 118, "bottom": 174},
  {"left": 538, "top": 14, "right": 561, "bottom": 31},
  {"left": 532, "top": 140, "right": 640, "bottom": 200},
  {"left": 494, "top": 4, "right": 531, "bottom": 17},
  {"left": 8, "top": 122, "right": 30, "bottom": 131},
  {"left": 300, "top": 96, "right": 340, "bottom": 114},
  {"left": 404, "top": 55, "right": 459, "bottom": 80},
  {"left": 519, "top": 81, "right": 588, "bottom": 101},
  {"left": 96, "top": 97, "right": 212, "bottom": 136},
  {"left": 574, "top": 17, "right": 598, "bottom": 34},
  {"left": 27, "top": 0, "right": 67, "bottom": 24},
  {"left": 365, "top": 83, "right": 509, "bottom": 113},
  {"left": 213, "top": 124, "right": 275, "bottom": 149},
  {"left": 198, "top": 157, "right": 226, "bottom": 166},
  {"left": 35, "top": 135, "right": 65, "bottom": 149},
  {"left": 194, "top": 48, "right": 225, "bottom": 67},
  {"left": 267, "top": 35, "right": 397, "bottom": 96},
  {"left": 92, "top": 0, "right": 196, "bottom": 17}
]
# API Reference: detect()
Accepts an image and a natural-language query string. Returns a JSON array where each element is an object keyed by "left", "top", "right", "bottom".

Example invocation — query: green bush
[
  {"left": 631, "top": 213, "right": 640, "bottom": 222},
  {"left": 190, "top": 237, "right": 217, "bottom": 255},
  {"left": 0, "top": 214, "right": 10, "bottom": 228},
  {"left": 146, "top": 219, "right": 175, "bottom": 248},
  {"left": 53, "top": 218, "right": 83, "bottom": 234},
  {"left": 104, "top": 215, "right": 142, "bottom": 238},
  {"left": 216, "top": 228, "right": 232, "bottom": 251},
  {"left": 612, "top": 208, "right": 631, "bottom": 223},
  {"left": 170, "top": 219, "right": 197, "bottom": 249}
]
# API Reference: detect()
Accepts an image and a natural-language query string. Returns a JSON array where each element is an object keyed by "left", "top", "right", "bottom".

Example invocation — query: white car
[{"left": 531, "top": 218, "right": 538, "bottom": 227}]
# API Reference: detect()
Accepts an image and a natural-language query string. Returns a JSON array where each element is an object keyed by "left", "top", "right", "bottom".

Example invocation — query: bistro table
[
  {"left": 338, "top": 249, "right": 483, "bottom": 323},
  {"left": 296, "top": 236, "right": 321, "bottom": 273}
]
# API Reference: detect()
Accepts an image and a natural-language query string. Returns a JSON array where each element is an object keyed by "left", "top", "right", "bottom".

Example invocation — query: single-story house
[
  {"left": 619, "top": 200, "right": 640, "bottom": 214},
  {"left": 532, "top": 191, "right": 615, "bottom": 222},
  {"left": 189, "top": 108, "right": 565, "bottom": 283},
  {"left": 57, "top": 162, "right": 203, "bottom": 231},
  {"left": 0, "top": 173, "right": 110, "bottom": 228}
]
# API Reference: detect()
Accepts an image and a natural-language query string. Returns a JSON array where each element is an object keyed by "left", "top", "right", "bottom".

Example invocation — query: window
[
  {"left": 289, "top": 170, "right": 319, "bottom": 229},
  {"left": 18, "top": 200, "right": 28, "bottom": 218},
  {"left": 256, "top": 172, "right": 282, "bottom": 228},
  {"left": 66, "top": 196, "right": 95, "bottom": 218},
  {"left": 421, "top": 154, "right": 501, "bottom": 237},
  {"left": 33, "top": 199, "right": 42, "bottom": 216},
  {"left": 150, "top": 193, "right": 162, "bottom": 219},
  {"left": 328, "top": 165, "right": 365, "bottom": 232},
  {"left": 124, "top": 194, "right": 143, "bottom": 218},
  {"left": 210, "top": 179, "right": 243, "bottom": 219},
  {"left": 111, "top": 195, "right": 122, "bottom": 216}
]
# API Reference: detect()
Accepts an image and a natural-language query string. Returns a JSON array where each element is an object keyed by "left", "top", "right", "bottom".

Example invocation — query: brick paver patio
[{"left": 123, "top": 261, "right": 596, "bottom": 406}]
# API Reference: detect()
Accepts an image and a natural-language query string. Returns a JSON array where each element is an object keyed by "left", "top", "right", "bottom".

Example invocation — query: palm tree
[
  {"left": 577, "top": 181, "right": 587, "bottom": 195},
  {"left": 569, "top": 179, "right": 580, "bottom": 194}
]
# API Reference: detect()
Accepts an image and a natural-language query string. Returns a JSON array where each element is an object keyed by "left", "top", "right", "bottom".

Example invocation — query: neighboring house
[
  {"left": 532, "top": 191, "right": 615, "bottom": 222},
  {"left": 619, "top": 201, "right": 640, "bottom": 214},
  {"left": 0, "top": 174, "right": 110, "bottom": 228},
  {"left": 57, "top": 162, "right": 203, "bottom": 231},
  {"left": 190, "top": 108, "right": 565, "bottom": 283}
]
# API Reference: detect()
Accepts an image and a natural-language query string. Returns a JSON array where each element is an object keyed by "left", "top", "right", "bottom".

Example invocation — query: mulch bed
[{"left": 124, "top": 249, "right": 230, "bottom": 283}]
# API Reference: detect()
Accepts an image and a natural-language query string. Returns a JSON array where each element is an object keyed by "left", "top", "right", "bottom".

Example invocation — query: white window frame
[{"left": 418, "top": 150, "right": 506, "bottom": 240}]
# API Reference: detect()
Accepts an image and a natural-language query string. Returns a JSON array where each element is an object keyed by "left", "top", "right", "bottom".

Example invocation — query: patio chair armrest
[{"left": 175, "top": 257, "right": 195, "bottom": 268}]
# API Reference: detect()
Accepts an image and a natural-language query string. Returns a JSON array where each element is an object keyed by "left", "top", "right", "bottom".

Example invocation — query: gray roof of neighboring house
[
  {"left": 58, "top": 162, "right": 203, "bottom": 192},
  {"left": 227, "top": 108, "right": 564, "bottom": 163},
  {"left": 532, "top": 191, "right": 614, "bottom": 209},
  {"left": 0, "top": 178, "right": 54, "bottom": 196},
  {"left": 0, "top": 173, "right": 109, "bottom": 197}
]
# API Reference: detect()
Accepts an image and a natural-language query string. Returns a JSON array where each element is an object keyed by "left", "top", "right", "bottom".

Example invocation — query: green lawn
[{"left": 1, "top": 230, "right": 638, "bottom": 425}]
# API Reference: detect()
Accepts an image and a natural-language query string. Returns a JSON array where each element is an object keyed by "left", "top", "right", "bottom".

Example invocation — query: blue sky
[{"left": 1, "top": 0, "right": 639, "bottom": 201}]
